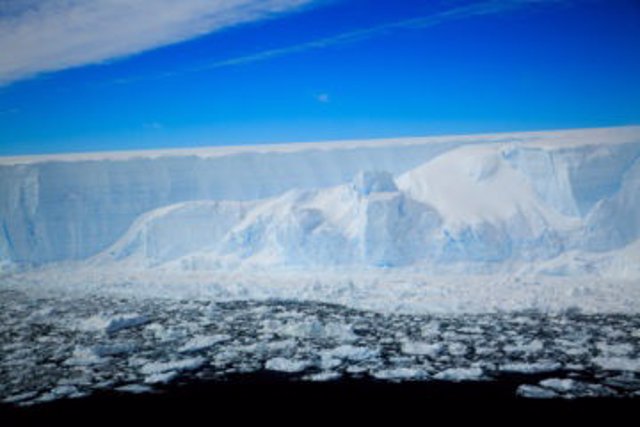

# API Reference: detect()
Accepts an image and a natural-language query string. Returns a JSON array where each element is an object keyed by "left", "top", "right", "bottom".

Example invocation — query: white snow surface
[{"left": 1, "top": 126, "right": 639, "bottom": 314}]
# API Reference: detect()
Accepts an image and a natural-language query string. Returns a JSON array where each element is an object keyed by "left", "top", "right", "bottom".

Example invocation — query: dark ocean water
[
  {"left": 1, "top": 288, "right": 639, "bottom": 422},
  {"left": 1, "top": 372, "right": 637, "bottom": 424}
]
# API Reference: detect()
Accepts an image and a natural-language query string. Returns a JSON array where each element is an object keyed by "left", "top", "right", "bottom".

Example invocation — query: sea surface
[{"left": 1, "top": 287, "right": 639, "bottom": 419}]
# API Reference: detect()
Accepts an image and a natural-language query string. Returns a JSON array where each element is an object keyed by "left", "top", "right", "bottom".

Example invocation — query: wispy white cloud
[
  {"left": 190, "top": 0, "right": 568, "bottom": 72},
  {"left": 0, "top": 0, "right": 314, "bottom": 85}
]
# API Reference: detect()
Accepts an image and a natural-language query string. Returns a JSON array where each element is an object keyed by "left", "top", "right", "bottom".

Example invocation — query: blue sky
[{"left": 0, "top": 0, "right": 639, "bottom": 155}]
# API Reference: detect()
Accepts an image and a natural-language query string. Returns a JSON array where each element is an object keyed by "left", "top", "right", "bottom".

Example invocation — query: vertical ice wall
[
  {"left": 0, "top": 140, "right": 462, "bottom": 265},
  {"left": 1, "top": 127, "right": 639, "bottom": 268},
  {"left": 502, "top": 142, "right": 640, "bottom": 217}
]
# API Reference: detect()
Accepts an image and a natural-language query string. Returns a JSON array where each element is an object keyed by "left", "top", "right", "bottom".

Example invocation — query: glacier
[{"left": 1, "top": 126, "right": 639, "bottom": 313}]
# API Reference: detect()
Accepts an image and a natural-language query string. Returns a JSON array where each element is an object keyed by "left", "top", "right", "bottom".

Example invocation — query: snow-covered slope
[
  {"left": 1, "top": 126, "right": 639, "bottom": 277},
  {"left": 396, "top": 145, "right": 579, "bottom": 263},
  {"left": 97, "top": 171, "right": 442, "bottom": 269},
  {"left": 94, "top": 200, "right": 257, "bottom": 268}
]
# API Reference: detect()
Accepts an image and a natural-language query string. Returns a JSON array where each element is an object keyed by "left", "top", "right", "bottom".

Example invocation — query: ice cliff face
[
  {"left": 583, "top": 157, "right": 640, "bottom": 251},
  {"left": 1, "top": 126, "right": 639, "bottom": 275},
  {"left": 0, "top": 138, "right": 464, "bottom": 266}
]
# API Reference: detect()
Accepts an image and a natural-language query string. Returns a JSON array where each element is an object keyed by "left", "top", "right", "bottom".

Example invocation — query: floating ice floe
[
  {"left": 320, "top": 345, "right": 379, "bottom": 362},
  {"left": 516, "top": 385, "right": 558, "bottom": 399},
  {"left": 372, "top": 367, "right": 429, "bottom": 381},
  {"left": 146, "top": 323, "right": 187, "bottom": 342},
  {"left": 92, "top": 342, "right": 137, "bottom": 357},
  {"left": 305, "top": 372, "right": 342, "bottom": 382},
  {"left": 263, "top": 318, "right": 358, "bottom": 342},
  {"left": 319, "top": 356, "right": 342, "bottom": 370},
  {"left": 140, "top": 357, "right": 206, "bottom": 376},
  {"left": 144, "top": 371, "right": 178, "bottom": 385},
  {"left": 595, "top": 342, "right": 634, "bottom": 357},
  {"left": 538, "top": 378, "right": 618, "bottom": 398},
  {"left": 238, "top": 339, "right": 297, "bottom": 360},
  {"left": 503, "top": 339, "right": 544, "bottom": 355},
  {"left": 592, "top": 357, "right": 640, "bottom": 372},
  {"left": 64, "top": 346, "right": 109, "bottom": 366},
  {"left": 498, "top": 362, "right": 562, "bottom": 374},
  {"left": 539, "top": 378, "right": 578, "bottom": 392},
  {"left": 264, "top": 357, "right": 313, "bottom": 373},
  {"left": 50, "top": 385, "right": 79, "bottom": 397},
  {"left": 79, "top": 313, "right": 150, "bottom": 334},
  {"left": 447, "top": 342, "right": 468, "bottom": 357},
  {"left": 401, "top": 341, "right": 443, "bottom": 357},
  {"left": 2, "top": 391, "right": 38, "bottom": 404},
  {"left": 116, "top": 384, "right": 154, "bottom": 394},
  {"left": 434, "top": 367, "right": 485, "bottom": 382},
  {"left": 178, "top": 334, "right": 231, "bottom": 353},
  {"left": 603, "top": 373, "right": 640, "bottom": 390}
]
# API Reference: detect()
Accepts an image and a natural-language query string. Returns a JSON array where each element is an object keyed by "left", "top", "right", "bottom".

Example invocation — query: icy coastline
[{"left": 1, "top": 126, "right": 639, "bottom": 314}]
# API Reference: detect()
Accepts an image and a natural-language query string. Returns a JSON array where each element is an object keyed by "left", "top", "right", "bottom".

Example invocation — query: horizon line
[{"left": 2, "top": 123, "right": 639, "bottom": 165}]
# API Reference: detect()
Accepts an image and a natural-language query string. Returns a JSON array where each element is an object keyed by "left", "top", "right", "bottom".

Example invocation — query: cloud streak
[
  {"left": 189, "top": 0, "right": 566, "bottom": 72},
  {"left": 0, "top": 0, "right": 314, "bottom": 85}
]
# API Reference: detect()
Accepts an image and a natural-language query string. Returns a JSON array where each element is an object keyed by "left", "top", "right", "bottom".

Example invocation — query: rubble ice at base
[{"left": 1, "top": 126, "right": 640, "bottom": 314}]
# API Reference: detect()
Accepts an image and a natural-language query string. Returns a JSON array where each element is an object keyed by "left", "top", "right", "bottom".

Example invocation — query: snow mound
[
  {"left": 396, "top": 145, "right": 581, "bottom": 263},
  {"left": 397, "top": 145, "right": 577, "bottom": 229}
]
